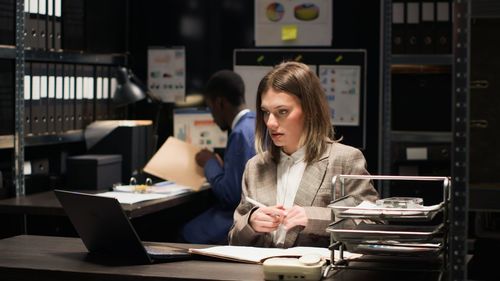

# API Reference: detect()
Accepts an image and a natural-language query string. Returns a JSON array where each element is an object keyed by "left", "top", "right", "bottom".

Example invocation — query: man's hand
[{"left": 195, "top": 149, "right": 216, "bottom": 167}]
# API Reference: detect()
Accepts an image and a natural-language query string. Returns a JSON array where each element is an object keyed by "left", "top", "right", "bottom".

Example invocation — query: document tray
[
  {"left": 326, "top": 219, "right": 444, "bottom": 243},
  {"left": 329, "top": 196, "right": 444, "bottom": 221},
  {"left": 346, "top": 241, "right": 443, "bottom": 257}
]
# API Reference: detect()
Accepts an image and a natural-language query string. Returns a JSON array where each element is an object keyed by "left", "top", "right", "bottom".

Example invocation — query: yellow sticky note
[{"left": 281, "top": 25, "right": 297, "bottom": 41}]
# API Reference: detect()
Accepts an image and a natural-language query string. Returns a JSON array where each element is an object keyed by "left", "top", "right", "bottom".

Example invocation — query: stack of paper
[{"left": 96, "top": 191, "right": 168, "bottom": 205}]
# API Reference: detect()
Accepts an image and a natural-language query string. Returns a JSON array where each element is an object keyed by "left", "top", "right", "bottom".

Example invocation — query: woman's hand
[
  {"left": 249, "top": 205, "right": 286, "bottom": 233},
  {"left": 282, "top": 205, "right": 308, "bottom": 231}
]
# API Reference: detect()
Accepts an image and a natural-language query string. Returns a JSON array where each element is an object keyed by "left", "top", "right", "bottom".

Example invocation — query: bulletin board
[
  {"left": 233, "top": 49, "right": 367, "bottom": 149},
  {"left": 255, "top": 0, "right": 332, "bottom": 46}
]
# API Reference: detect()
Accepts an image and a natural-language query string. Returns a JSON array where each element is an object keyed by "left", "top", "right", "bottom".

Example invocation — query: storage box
[{"left": 66, "top": 154, "right": 122, "bottom": 190}]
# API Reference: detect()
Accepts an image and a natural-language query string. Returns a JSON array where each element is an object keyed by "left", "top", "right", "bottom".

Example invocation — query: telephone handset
[{"left": 262, "top": 254, "right": 325, "bottom": 281}]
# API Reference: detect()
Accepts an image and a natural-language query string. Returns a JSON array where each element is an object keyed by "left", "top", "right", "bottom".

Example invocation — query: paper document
[
  {"left": 188, "top": 245, "right": 361, "bottom": 264},
  {"left": 113, "top": 181, "right": 193, "bottom": 197},
  {"left": 333, "top": 200, "right": 442, "bottom": 216},
  {"left": 143, "top": 137, "right": 206, "bottom": 191},
  {"left": 96, "top": 191, "right": 168, "bottom": 205}
]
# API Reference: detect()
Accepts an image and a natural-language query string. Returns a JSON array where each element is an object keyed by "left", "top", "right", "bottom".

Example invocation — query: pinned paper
[{"left": 281, "top": 25, "right": 298, "bottom": 41}]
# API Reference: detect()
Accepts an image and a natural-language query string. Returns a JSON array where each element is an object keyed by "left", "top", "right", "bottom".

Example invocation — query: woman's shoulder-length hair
[{"left": 254, "top": 61, "right": 339, "bottom": 164}]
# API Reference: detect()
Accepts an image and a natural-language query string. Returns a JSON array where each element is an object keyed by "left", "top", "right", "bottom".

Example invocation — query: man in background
[{"left": 180, "top": 70, "right": 256, "bottom": 244}]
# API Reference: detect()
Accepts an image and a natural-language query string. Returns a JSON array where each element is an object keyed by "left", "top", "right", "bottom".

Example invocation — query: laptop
[{"left": 55, "top": 189, "right": 191, "bottom": 264}]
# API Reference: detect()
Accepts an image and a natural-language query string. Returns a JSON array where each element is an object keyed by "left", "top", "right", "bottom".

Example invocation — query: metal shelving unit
[
  {"left": 14, "top": 0, "right": 26, "bottom": 197},
  {"left": 0, "top": 130, "right": 84, "bottom": 149},
  {"left": 380, "top": 0, "right": 469, "bottom": 280},
  {"left": 0, "top": 45, "right": 15, "bottom": 59},
  {"left": 450, "top": 1, "right": 469, "bottom": 280},
  {"left": 6, "top": 0, "right": 128, "bottom": 198}
]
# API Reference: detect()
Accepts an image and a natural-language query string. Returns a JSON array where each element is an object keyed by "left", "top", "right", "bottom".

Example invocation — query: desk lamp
[
  {"left": 112, "top": 66, "right": 163, "bottom": 150},
  {"left": 113, "top": 67, "right": 147, "bottom": 107}
]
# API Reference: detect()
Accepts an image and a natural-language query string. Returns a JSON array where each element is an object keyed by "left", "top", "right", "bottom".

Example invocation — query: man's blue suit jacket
[{"left": 181, "top": 111, "right": 256, "bottom": 244}]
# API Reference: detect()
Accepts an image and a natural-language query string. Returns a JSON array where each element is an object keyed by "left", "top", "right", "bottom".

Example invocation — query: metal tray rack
[{"left": 323, "top": 175, "right": 451, "bottom": 279}]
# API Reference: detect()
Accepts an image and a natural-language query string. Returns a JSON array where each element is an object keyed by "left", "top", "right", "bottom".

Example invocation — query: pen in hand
[
  {"left": 246, "top": 196, "right": 285, "bottom": 219},
  {"left": 245, "top": 196, "right": 267, "bottom": 208}
]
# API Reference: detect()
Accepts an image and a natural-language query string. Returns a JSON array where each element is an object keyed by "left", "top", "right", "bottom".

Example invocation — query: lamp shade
[{"left": 113, "top": 67, "right": 146, "bottom": 107}]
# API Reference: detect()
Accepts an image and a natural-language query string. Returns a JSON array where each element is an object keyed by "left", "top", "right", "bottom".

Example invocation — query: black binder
[
  {"left": 63, "top": 64, "right": 75, "bottom": 132},
  {"left": 37, "top": 0, "right": 47, "bottom": 50},
  {"left": 24, "top": 62, "right": 32, "bottom": 135},
  {"left": 40, "top": 62, "right": 49, "bottom": 134},
  {"left": 83, "top": 65, "right": 95, "bottom": 127},
  {"left": 95, "top": 65, "right": 106, "bottom": 120},
  {"left": 404, "top": 0, "right": 421, "bottom": 54},
  {"left": 55, "top": 63, "right": 63, "bottom": 133},
  {"left": 27, "top": 2, "right": 38, "bottom": 50},
  {"left": 47, "top": 63, "right": 56, "bottom": 134},
  {"left": 392, "top": 0, "right": 406, "bottom": 54},
  {"left": 31, "top": 62, "right": 43, "bottom": 134},
  {"left": 105, "top": 66, "right": 113, "bottom": 119},
  {"left": 420, "top": 0, "right": 436, "bottom": 54},
  {"left": 23, "top": 0, "right": 31, "bottom": 49},
  {"left": 435, "top": 0, "right": 451, "bottom": 54},
  {"left": 74, "top": 64, "right": 84, "bottom": 130},
  {"left": 54, "top": 0, "right": 61, "bottom": 50},
  {"left": 47, "top": 0, "right": 54, "bottom": 50}
]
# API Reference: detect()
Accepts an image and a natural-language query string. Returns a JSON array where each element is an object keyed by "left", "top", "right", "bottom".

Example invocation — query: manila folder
[{"left": 143, "top": 137, "right": 206, "bottom": 191}]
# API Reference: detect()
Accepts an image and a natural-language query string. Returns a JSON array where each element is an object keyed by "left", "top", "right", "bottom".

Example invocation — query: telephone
[{"left": 262, "top": 254, "right": 326, "bottom": 281}]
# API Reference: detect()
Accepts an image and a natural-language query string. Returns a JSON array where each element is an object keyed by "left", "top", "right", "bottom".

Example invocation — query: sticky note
[{"left": 281, "top": 25, "right": 297, "bottom": 41}]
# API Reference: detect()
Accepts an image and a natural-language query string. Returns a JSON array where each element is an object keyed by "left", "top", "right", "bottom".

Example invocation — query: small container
[
  {"left": 66, "top": 154, "right": 122, "bottom": 190},
  {"left": 376, "top": 197, "right": 423, "bottom": 208}
]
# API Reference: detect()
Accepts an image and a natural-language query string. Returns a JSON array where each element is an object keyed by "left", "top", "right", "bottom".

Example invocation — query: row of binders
[
  {"left": 24, "top": 0, "right": 62, "bottom": 50},
  {"left": 392, "top": 0, "right": 452, "bottom": 54},
  {"left": 24, "top": 62, "right": 118, "bottom": 136}
]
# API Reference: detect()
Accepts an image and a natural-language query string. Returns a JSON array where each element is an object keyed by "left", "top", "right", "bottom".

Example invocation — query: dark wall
[
  {"left": 128, "top": 0, "right": 254, "bottom": 93},
  {"left": 127, "top": 0, "right": 381, "bottom": 173}
]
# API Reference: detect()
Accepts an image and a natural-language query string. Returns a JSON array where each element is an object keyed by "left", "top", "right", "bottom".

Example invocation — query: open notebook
[{"left": 189, "top": 245, "right": 361, "bottom": 264}]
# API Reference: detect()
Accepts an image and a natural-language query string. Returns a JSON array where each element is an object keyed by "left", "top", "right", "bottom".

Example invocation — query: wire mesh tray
[
  {"left": 344, "top": 241, "right": 444, "bottom": 257},
  {"left": 326, "top": 219, "right": 444, "bottom": 243},
  {"left": 329, "top": 196, "right": 444, "bottom": 221}
]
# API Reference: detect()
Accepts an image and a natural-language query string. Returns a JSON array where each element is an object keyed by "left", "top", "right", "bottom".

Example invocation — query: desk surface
[
  {"left": 0, "top": 235, "right": 441, "bottom": 281},
  {"left": 0, "top": 188, "right": 210, "bottom": 219}
]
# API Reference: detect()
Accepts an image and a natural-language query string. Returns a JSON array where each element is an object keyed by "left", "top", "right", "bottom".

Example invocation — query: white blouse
[{"left": 274, "top": 147, "right": 307, "bottom": 246}]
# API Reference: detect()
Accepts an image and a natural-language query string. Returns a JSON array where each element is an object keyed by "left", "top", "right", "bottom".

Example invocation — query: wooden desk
[
  {"left": 0, "top": 235, "right": 440, "bottom": 281},
  {"left": 0, "top": 187, "right": 210, "bottom": 219},
  {"left": 0, "top": 188, "right": 212, "bottom": 239},
  {"left": 0, "top": 235, "right": 264, "bottom": 281}
]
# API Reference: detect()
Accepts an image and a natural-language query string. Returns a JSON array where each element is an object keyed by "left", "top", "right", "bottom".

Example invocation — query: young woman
[{"left": 228, "top": 61, "right": 378, "bottom": 248}]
